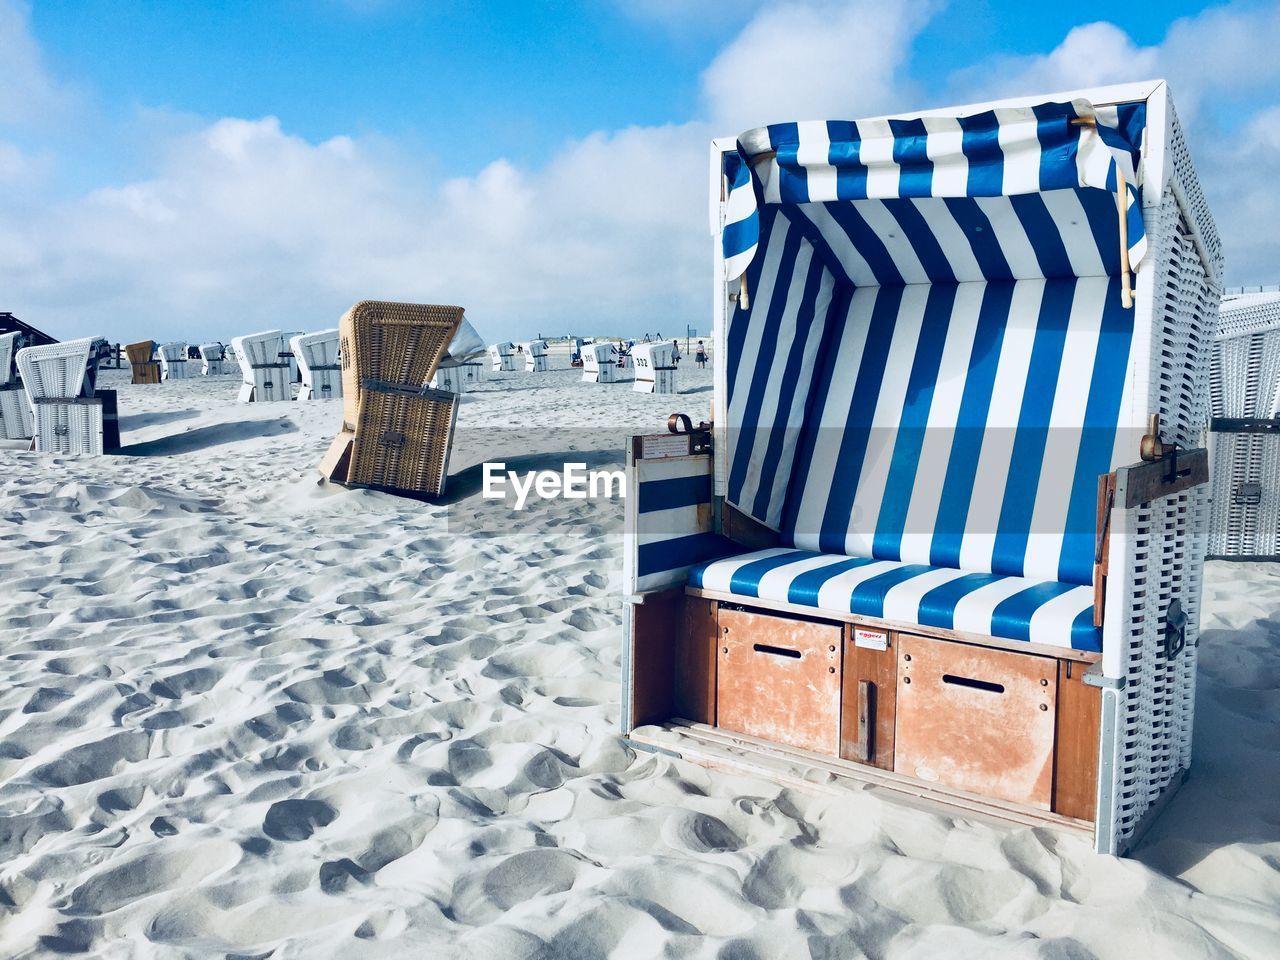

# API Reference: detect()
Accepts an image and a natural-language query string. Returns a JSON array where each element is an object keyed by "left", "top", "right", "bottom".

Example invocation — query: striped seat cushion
[{"left": 690, "top": 547, "right": 1100, "bottom": 652}]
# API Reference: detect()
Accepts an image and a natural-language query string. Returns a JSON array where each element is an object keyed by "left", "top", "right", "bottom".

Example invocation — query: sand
[{"left": 0, "top": 356, "right": 1277, "bottom": 959}]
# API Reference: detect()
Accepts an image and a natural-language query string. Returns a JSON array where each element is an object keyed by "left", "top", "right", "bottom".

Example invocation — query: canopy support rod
[{"left": 1117, "top": 171, "right": 1133, "bottom": 309}]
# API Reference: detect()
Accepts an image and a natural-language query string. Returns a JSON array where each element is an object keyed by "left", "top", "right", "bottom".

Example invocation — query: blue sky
[{"left": 2, "top": 0, "right": 1278, "bottom": 342}]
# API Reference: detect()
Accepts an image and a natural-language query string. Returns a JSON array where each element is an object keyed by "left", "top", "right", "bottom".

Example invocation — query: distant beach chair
[
  {"left": 281, "top": 331, "right": 303, "bottom": 383},
  {"left": 0, "top": 331, "right": 34, "bottom": 440},
  {"left": 125, "top": 340, "right": 161, "bottom": 384},
  {"left": 231, "top": 330, "right": 293, "bottom": 402},
  {"left": 582, "top": 342, "right": 622, "bottom": 383},
  {"left": 1209, "top": 291, "right": 1280, "bottom": 559},
  {"left": 320, "top": 301, "right": 462, "bottom": 497},
  {"left": 158, "top": 342, "right": 190, "bottom": 380},
  {"left": 17, "top": 336, "right": 119, "bottom": 453},
  {"left": 291, "top": 329, "right": 342, "bottom": 401},
  {"left": 488, "top": 342, "right": 519, "bottom": 372},
  {"left": 199, "top": 342, "right": 227, "bottom": 376},
  {"left": 430, "top": 317, "right": 487, "bottom": 394},
  {"left": 632, "top": 341, "right": 676, "bottom": 394},
  {"left": 521, "top": 339, "right": 550, "bottom": 372},
  {"left": 622, "top": 81, "right": 1219, "bottom": 856}
]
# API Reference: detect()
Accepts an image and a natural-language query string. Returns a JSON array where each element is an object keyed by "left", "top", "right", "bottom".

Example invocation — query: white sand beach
[{"left": 1, "top": 361, "right": 1278, "bottom": 959}]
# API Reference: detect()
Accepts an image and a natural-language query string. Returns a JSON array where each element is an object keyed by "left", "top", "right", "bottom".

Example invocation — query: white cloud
[
  {"left": 0, "top": 0, "right": 73, "bottom": 126},
  {"left": 700, "top": 0, "right": 934, "bottom": 132}
]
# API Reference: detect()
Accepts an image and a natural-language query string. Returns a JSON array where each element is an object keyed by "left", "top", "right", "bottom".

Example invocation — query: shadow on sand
[{"left": 117, "top": 419, "right": 299, "bottom": 457}]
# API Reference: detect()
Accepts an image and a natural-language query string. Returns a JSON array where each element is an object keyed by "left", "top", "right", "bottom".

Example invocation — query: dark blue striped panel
[
  {"left": 641, "top": 534, "right": 736, "bottom": 580},
  {"left": 637, "top": 474, "right": 712, "bottom": 515}
]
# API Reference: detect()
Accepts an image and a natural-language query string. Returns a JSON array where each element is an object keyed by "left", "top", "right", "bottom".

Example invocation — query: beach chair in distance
[
  {"left": 199, "top": 342, "right": 227, "bottom": 376},
  {"left": 582, "top": 342, "right": 621, "bottom": 383},
  {"left": 0, "top": 331, "right": 34, "bottom": 440},
  {"left": 430, "top": 317, "right": 487, "bottom": 394},
  {"left": 488, "top": 342, "right": 519, "bottom": 372},
  {"left": 17, "top": 336, "right": 119, "bottom": 454},
  {"left": 632, "top": 341, "right": 677, "bottom": 394},
  {"left": 158, "top": 342, "right": 190, "bottom": 380},
  {"left": 281, "top": 331, "right": 303, "bottom": 383},
  {"left": 1209, "top": 291, "right": 1280, "bottom": 559},
  {"left": 319, "top": 301, "right": 462, "bottom": 497},
  {"left": 231, "top": 331, "right": 293, "bottom": 402},
  {"left": 292, "top": 329, "right": 342, "bottom": 401},
  {"left": 622, "top": 81, "right": 1220, "bottom": 856},
  {"left": 522, "top": 339, "right": 550, "bottom": 372},
  {"left": 126, "top": 340, "right": 161, "bottom": 384}
]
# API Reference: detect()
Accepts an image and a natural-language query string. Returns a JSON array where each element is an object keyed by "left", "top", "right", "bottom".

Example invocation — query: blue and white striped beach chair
[{"left": 622, "top": 81, "right": 1220, "bottom": 855}]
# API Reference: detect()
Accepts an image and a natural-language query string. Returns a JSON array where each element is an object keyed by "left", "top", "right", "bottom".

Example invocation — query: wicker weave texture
[
  {"left": 349, "top": 389, "right": 457, "bottom": 494},
  {"left": 339, "top": 301, "right": 463, "bottom": 430},
  {"left": 0, "top": 386, "right": 32, "bottom": 440}
]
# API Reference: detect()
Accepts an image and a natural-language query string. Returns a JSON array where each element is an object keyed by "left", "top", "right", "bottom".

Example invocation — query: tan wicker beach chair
[
  {"left": 125, "top": 340, "right": 161, "bottom": 385},
  {"left": 320, "top": 301, "right": 463, "bottom": 497}
]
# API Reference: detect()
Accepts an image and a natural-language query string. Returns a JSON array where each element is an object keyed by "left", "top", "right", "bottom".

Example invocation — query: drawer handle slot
[
  {"left": 752, "top": 643, "right": 801, "bottom": 660},
  {"left": 942, "top": 674, "right": 1004, "bottom": 694}
]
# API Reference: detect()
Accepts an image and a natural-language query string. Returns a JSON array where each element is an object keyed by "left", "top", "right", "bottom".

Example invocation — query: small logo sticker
[{"left": 853, "top": 628, "right": 888, "bottom": 651}]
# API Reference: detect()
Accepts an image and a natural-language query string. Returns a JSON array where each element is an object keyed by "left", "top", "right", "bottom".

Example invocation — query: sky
[{"left": 1, "top": 0, "right": 1278, "bottom": 343}]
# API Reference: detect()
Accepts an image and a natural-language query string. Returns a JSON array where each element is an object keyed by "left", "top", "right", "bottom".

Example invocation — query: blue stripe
[
  {"left": 848, "top": 564, "right": 935, "bottom": 617},
  {"left": 638, "top": 474, "right": 712, "bottom": 514},
  {"left": 749, "top": 250, "right": 829, "bottom": 521},
  {"left": 817, "top": 285, "right": 904, "bottom": 553},
  {"left": 882, "top": 198, "right": 956, "bottom": 283},
  {"left": 872, "top": 283, "right": 956, "bottom": 559},
  {"left": 722, "top": 210, "right": 760, "bottom": 261},
  {"left": 916, "top": 572, "right": 1007, "bottom": 630},
  {"left": 786, "top": 556, "right": 877, "bottom": 606},
  {"left": 991, "top": 278, "right": 1075, "bottom": 578},
  {"left": 769, "top": 123, "right": 809, "bottom": 204},
  {"left": 1058, "top": 275, "right": 1131, "bottom": 585},
  {"left": 727, "top": 222, "right": 804, "bottom": 505},
  {"left": 990, "top": 581, "right": 1078, "bottom": 642},
  {"left": 959, "top": 111, "right": 1004, "bottom": 196},
  {"left": 1033, "top": 102, "right": 1081, "bottom": 193},
  {"left": 1010, "top": 194, "right": 1074, "bottom": 279},
  {"left": 652, "top": 534, "right": 735, "bottom": 580},
  {"left": 944, "top": 197, "right": 1014, "bottom": 282},
  {"left": 1071, "top": 606, "right": 1103, "bottom": 653},
  {"left": 826, "top": 120, "right": 868, "bottom": 199},
  {"left": 1074, "top": 187, "right": 1123, "bottom": 275},
  {"left": 889, "top": 118, "right": 932, "bottom": 197},
  {"left": 826, "top": 202, "right": 905, "bottom": 286},
  {"left": 726, "top": 550, "right": 825, "bottom": 597},
  {"left": 929, "top": 280, "right": 1013, "bottom": 567}
]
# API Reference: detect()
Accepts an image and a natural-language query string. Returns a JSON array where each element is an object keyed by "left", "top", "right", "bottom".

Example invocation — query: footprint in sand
[{"left": 261, "top": 798, "right": 337, "bottom": 841}]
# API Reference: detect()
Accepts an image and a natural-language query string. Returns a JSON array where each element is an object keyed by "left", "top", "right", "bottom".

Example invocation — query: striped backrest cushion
[{"left": 778, "top": 274, "right": 1134, "bottom": 585}]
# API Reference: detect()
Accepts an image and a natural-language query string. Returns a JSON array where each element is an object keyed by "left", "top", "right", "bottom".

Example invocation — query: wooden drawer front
[
  {"left": 717, "top": 608, "right": 842, "bottom": 755},
  {"left": 895, "top": 635, "right": 1058, "bottom": 809}
]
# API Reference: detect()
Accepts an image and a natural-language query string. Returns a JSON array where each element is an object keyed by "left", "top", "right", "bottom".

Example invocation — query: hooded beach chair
[
  {"left": 291, "top": 329, "right": 342, "bottom": 401},
  {"left": 231, "top": 330, "right": 293, "bottom": 402},
  {"left": 488, "top": 341, "right": 519, "bottom": 372},
  {"left": 125, "top": 340, "right": 161, "bottom": 384},
  {"left": 158, "top": 342, "right": 190, "bottom": 380},
  {"left": 0, "top": 332, "right": 34, "bottom": 441},
  {"left": 319, "top": 301, "right": 462, "bottom": 497},
  {"left": 622, "top": 81, "right": 1220, "bottom": 856},
  {"left": 1208, "top": 291, "right": 1280, "bottom": 559},
  {"left": 583, "top": 342, "right": 622, "bottom": 383},
  {"left": 632, "top": 341, "right": 677, "bottom": 394},
  {"left": 17, "top": 336, "right": 118, "bottom": 453},
  {"left": 522, "top": 339, "right": 550, "bottom": 372},
  {"left": 430, "top": 317, "right": 487, "bottom": 394},
  {"left": 199, "top": 342, "right": 227, "bottom": 376}
]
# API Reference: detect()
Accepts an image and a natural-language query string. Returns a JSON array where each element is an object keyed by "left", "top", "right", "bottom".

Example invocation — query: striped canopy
[{"left": 723, "top": 99, "right": 1146, "bottom": 284}]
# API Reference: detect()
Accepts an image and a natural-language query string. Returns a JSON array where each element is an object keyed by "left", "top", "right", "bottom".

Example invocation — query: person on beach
[
  {"left": 671, "top": 339, "right": 681, "bottom": 364},
  {"left": 696, "top": 340, "right": 707, "bottom": 368}
]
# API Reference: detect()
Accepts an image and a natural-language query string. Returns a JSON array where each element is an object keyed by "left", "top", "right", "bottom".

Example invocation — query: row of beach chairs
[{"left": 125, "top": 341, "right": 229, "bottom": 382}]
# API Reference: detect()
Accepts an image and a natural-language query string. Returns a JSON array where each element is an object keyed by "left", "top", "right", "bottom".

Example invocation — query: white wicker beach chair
[
  {"left": 231, "top": 330, "right": 292, "bottom": 402},
  {"left": 1209, "top": 291, "right": 1280, "bottom": 559},
  {"left": 0, "top": 331, "right": 33, "bottom": 440},
  {"left": 632, "top": 341, "right": 676, "bottom": 394},
  {"left": 582, "top": 342, "right": 622, "bottom": 383},
  {"left": 158, "top": 342, "right": 190, "bottom": 380},
  {"left": 17, "top": 336, "right": 118, "bottom": 453},
  {"left": 291, "top": 329, "right": 342, "bottom": 401},
  {"left": 622, "top": 81, "right": 1220, "bottom": 856},
  {"left": 199, "top": 342, "right": 226, "bottom": 376},
  {"left": 522, "top": 339, "right": 550, "bottom": 372},
  {"left": 488, "top": 341, "right": 519, "bottom": 372}
]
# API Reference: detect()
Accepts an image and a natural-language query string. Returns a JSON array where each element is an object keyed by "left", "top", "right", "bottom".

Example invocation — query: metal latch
[
  {"left": 1235, "top": 482, "right": 1262, "bottom": 506},
  {"left": 1164, "top": 599, "right": 1188, "bottom": 661}
]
